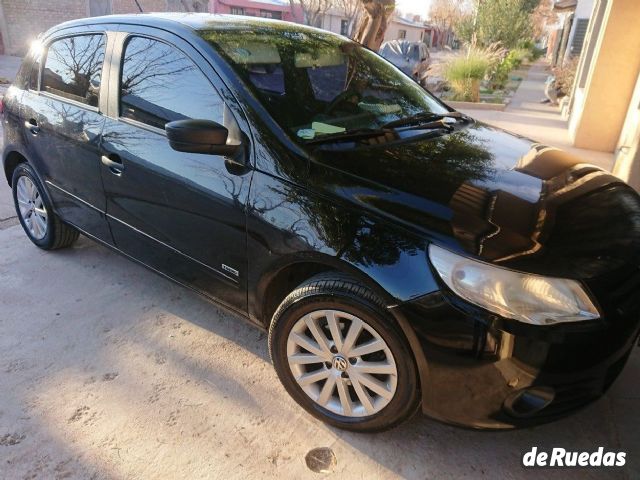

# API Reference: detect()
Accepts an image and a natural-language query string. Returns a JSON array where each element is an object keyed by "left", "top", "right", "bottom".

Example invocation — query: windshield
[{"left": 199, "top": 25, "right": 448, "bottom": 142}]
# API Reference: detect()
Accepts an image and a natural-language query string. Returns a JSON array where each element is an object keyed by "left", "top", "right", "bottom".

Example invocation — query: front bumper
[{"left": 395, "top": 275, "right": 640, "bottom": 429}]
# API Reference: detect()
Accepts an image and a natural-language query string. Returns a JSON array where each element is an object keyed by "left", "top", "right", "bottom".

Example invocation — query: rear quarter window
[
  {"left": 13, "top": 52, "right": 36, "bottom": 90},
  {"left": 42, "top": 34, "right": 106, "bottom": 107}
]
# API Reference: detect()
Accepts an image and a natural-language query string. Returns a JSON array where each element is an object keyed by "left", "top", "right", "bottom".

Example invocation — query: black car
[{"left": 2, "top": 13, "right": 640, "bottom": 432}]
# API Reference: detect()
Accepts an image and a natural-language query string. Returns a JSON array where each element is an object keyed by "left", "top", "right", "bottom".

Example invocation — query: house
[
  {"left": 384, "top": 15, "right": 428, "bottom": 44},
  {"left": 557, "top": 0, "right": 640, "bottom": 192},
  {"left": 210, "top": 0, "right": 301, "bottom": 22},
  {"left": 547, "top": 0, "right": 594, "bottom": 66},
  {"left": 316, "top": 8, "right": 356, "bottom": 38},
  {"left": 0, "top": 0, "right": 208, "bottom": 55}
]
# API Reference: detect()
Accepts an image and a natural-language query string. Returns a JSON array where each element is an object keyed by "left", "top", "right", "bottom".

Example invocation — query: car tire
[
  {"left": 268, "top": 272, "right": 420, "bottom": 432},
  {"left": 12, "top": 162, "right": 79, "bottom": 250}
]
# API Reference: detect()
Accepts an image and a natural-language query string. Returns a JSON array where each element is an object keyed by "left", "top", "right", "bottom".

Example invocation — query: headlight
[{"left": 428, "top": 245, "right": 600, "bottom": 325}]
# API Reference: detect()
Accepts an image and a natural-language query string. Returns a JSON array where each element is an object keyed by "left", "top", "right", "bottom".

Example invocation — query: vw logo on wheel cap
[{"left": 332, "top": 355, "right": 348, "bottom": 372}]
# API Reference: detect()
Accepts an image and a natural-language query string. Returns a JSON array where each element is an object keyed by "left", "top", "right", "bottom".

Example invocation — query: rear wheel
[
  {"left": 269, "top": 273, "right": 420, "bottom": 432},
  {"left": 12, "top": 163, "right": 79, "bottom": 250}
]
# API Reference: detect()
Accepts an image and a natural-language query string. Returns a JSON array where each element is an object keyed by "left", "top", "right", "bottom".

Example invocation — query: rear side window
[
  {"left": 42, "top": 34, "right": 106, "bottom": 107},
  {"left": 120, "top": 36, "right": 224, "bottom": 129}
]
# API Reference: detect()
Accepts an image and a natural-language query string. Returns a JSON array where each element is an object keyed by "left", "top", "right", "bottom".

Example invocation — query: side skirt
[{"left": 63, "top": 220, "right": 265, "bottom": 331}]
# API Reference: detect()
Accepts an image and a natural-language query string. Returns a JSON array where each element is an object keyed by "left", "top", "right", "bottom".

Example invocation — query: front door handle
[
  {"left": 101, "top": 155, "right": 124, "bottom": 175},
  {"left": 24, "top": 119, "right": 40, "bottom": 135}
]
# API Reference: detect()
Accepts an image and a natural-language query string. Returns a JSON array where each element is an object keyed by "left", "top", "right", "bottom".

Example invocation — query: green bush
[
  {"left": 444, "top": 53, "right": 490, "bottom": 82},
  {"left": 511, "top": 47, "right": 530, "bottom": 64},
  {"left": 488, "top": 48, "right": 530, "bottom": 89},
  {"left": 443, "top": 53, "right": 490, "bottom": 101}
]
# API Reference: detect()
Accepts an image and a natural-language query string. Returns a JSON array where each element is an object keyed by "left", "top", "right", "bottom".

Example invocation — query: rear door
[
  {"left": 100, "top": 29, "right": 252, "bottom": 313},
  {"left": 20, "top": 30, "right": 112, "bottom": 243}
]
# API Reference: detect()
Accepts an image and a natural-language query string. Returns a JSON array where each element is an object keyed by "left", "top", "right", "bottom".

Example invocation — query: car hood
[{"left": 309, "top": 122, "right": 640, "bottom": 279}]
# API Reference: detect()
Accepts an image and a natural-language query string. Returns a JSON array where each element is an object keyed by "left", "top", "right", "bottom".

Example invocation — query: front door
[
  {"left": 100, "top": 33, "right": 252, "bottom": 313},
  {"left": 20, "top": 32, "right": 112, "bottom": 243}
]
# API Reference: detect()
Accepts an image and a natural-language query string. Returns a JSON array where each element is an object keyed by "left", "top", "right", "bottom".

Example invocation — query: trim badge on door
[{"left": 222, "top": 264, "right": 239, "bottom": 277}]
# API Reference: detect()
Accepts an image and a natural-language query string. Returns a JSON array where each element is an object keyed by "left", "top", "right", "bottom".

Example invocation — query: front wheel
[{"left": 268, "top": 273, "right": 420, "bottom": 432}]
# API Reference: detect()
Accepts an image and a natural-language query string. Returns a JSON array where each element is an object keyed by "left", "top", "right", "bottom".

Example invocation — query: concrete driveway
[{"left": 1, "top": 56, "right": 638, "bottom": 479}]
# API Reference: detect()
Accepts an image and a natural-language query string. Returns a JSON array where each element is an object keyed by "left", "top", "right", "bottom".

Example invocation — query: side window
[
  {"left": 120, "top": 36, "right": 224, "bottom": 129},
  {"left": 42, "top": 34, "right": 106, "bottom": 107}
]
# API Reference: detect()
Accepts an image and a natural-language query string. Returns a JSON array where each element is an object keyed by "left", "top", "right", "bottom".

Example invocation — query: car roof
[{"left": 47, "top": 12, "right": 335, "bottom": 37}]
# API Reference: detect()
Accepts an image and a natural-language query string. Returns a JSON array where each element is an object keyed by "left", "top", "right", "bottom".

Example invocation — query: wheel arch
[
  {"left": 3, "top": 149, "right": 28, "bottom": 186},
  {"left": 255, "top": 254, "right": 399, "bottom": 329},
  {"left": 255, "top": 254, "right": 430, "bottom": 401}
]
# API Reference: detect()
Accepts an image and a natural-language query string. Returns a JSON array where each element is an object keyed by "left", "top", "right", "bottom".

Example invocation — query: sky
[{"left": 395, "top": 0, "right": 434, "bottom": 18}]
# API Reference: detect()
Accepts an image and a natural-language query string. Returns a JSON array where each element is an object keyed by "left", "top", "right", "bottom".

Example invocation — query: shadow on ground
[{"left": 1, "top": 230, "right": 637, "bottom": 479}]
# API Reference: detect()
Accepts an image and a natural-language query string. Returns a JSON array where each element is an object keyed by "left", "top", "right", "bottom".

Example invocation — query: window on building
[
  {"left": 579, "top": 0, "right": 607, "bottom": 88},
  {"left": 42, "top": 34, "right": 106, "bottom": 107},
  {"left": 120, "top": 37, "right": 224, "bottom": 129},
  {"left": 398, "top": 30, "right": 407, "bottom": 40},
  {"left": 570, "top": 18, "right": 590, "bottom": 56},
  {"left": 260, "top": 10, "right": 282, "bottom": 19},
  {"left": 230, "top": 7, "right": 245, "bottom": 15},
  {"left": 340, "top": 19, "right": 349, "bottom": 36}
]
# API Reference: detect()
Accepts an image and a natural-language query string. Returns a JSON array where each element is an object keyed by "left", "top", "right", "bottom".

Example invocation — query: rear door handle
[
  {"left": 24, "top": 119, "right": 40, "bottom": 134},
  {"left": 101, "top": 155, "right": 124, "bottom": 175}
]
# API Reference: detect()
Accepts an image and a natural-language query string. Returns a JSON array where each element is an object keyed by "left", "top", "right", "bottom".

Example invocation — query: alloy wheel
[
  {"left": 16, "top": 176, "right": 48, "bottom": 240},
  {"left": 286, "top": 309, "right": 398, "bottom": 417}
]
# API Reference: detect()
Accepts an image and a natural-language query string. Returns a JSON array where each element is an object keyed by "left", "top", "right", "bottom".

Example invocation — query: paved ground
[
  {"left": 459, "top": 61, "right": 615, "bottom": 171},
  {"left": 0, "top": 54, "right": 22, "bottom": 224},
  {"left": 1, "top": 54, "right": 639, "bottom": 479}
]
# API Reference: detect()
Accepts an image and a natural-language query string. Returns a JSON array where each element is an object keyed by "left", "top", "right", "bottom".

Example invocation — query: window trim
[
  {"left": 39, "top": 32, "right": 107, "bottom": 110},
  {"left": 28, "top": 50, "right": 43, "bottom": 92},
  {"left": 117, "top": 33, "right": 227, "bottom": 131},
  {"left": 119, "top": 115, "right": 167, "bottom": 137},
  {"left": 40, "top": 90, "right": 100, "bottom": 113}
]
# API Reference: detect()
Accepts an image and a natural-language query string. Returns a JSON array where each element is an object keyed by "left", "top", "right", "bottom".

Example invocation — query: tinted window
[
  {"left": 42, "top": 35, "right": 105, "bottom": 107},
  {"left": 120, "top": 37, "right": 224, "bottom": 129}
]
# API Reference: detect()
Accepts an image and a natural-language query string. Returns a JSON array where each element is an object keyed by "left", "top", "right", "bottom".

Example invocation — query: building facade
[
  {"left": 0, "top": 0, "right": 214, "bottom": 55},
  {"left": 385, "top": 16, "right": 427, "bottom": 44},
  {"left": 565, "top": 0, "right": 640, "bottom": 191},
  {"left": 210, "top": 0, "right": 300, "bottom": 22},
  {"left": 547, "top": 0, "right": 594, "bottom": 66}
]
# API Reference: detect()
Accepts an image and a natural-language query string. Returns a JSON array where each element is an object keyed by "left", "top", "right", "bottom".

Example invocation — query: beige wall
[
  {"left": 319, "top": 11, "right": 348, "bottom": 36},
  {"left": 569, "top": 0, "right": 640, "bottom": 152},
  {"left": 612, "top": 70, "right": 640, "bottom": 190},
  {"left": 385, "top": 21, "right": 424, "bottom": 43}
]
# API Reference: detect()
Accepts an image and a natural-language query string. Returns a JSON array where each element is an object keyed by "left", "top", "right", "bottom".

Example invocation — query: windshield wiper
[
  {"left": 381, "top": 111, "right": 467, "bottom": 129},
  {"left": 306, "top": 118, "right": 457, "bottom": 146},
  {"left": 305, "top": 128, "right": 392, "bottom": 145}
]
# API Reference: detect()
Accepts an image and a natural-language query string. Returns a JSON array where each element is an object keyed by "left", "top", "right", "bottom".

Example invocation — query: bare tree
[
  {"left": 531, "top": 0, "right": 557, "bottom": 38},
  {"left": 291, "top": 0, "right": 332, "bottom": 27},
  {"left": 429, "top": 0, "right": 465, "bottom": 47},
  {"left": 353, "top": 0, "right": 396, "bottom": 50},
  {"left": 335, "top": 0, "right": 364, "bottom": 37}
]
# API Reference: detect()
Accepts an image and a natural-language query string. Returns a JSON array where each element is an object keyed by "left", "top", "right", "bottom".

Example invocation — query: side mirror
[{"left": 165, "top": 119, "right": 242, "bottom": 157}]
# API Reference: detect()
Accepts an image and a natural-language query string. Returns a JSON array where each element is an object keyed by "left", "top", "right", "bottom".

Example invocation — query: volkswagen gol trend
[{"left": 3, "top": 13, "right": 640, "bottom": 431}]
